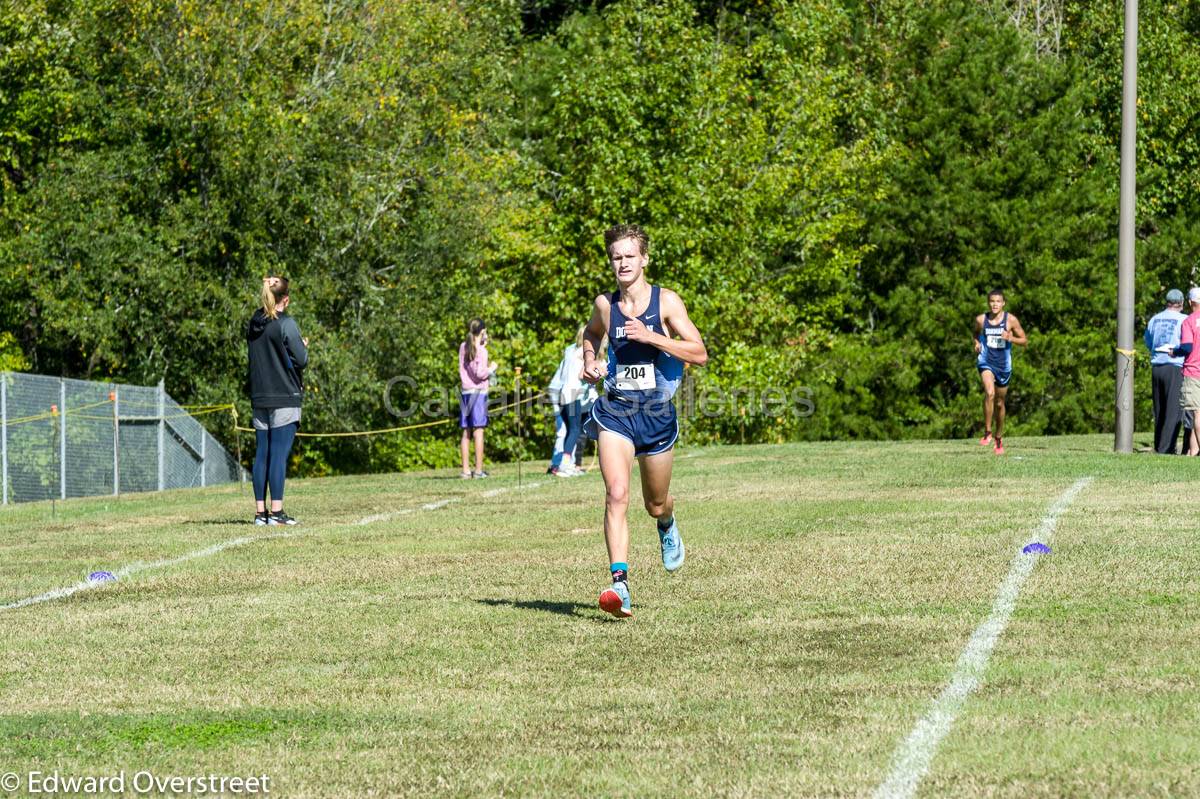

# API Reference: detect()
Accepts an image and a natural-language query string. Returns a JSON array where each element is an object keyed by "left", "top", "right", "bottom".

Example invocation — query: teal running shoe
[
  {"left": 658, "top": 519, "right": 685, "bottom": 572},
  {"left": 599, "top": 580, "right": 633, "bottom": 618}
]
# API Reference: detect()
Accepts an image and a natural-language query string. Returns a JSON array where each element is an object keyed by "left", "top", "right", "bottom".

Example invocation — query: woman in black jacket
[{"left": 247, "top": 276, "right": 308, "bottom": 525}]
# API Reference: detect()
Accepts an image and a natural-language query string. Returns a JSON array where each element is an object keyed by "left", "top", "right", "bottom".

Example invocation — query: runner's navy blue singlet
[
  {"left": 977, "top": 311, "right": 1013, "bottom": 387},
  {"left": 591, "top": 285, "right": 684, "bottom": 456}
]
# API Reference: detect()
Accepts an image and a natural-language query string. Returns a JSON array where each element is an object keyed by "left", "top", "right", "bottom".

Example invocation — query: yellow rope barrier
[
  {"left": 3, "top": 398, "right": 117, "bottom": 427},
  {"left": 232, "top": 392, "right": 549, "bottom": 438},
  {"left": 3, "top": 411, "right": 56, "bottom": 426},
  {"left": 111, "top": 399, "right": 237, "bottom": 410},
  {"left": 72, "top": 406, "right": 235, "bottom": 422},
  {"left": 234, "top": 416, "right": 455, "bottom": 437},
  {"left": 2, "top": 386, "right": 560, "bottom": 442},
  {"left": 173, "top": 405, "right": 235, "bottom": 418},
  {"left": 5, "top": 400, "right": 237, "bottom": 427}
]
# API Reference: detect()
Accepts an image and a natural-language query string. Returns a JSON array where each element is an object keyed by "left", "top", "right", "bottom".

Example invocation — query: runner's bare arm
[
  {"left": 581, "top": 294, "right": 611, "bottom": 384},
  {"left": 623, "top": 288, "right": 707, "bottom": 366},
  {"left": 973, "top": 314, "right": 984, "bottom": 354},
  {"left": 1004, "top": 315, "right": 1028, "bottom": 346}
]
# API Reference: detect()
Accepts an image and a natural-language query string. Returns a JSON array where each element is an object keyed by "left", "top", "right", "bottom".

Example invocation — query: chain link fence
[{"left": 1, "top": 372, "right": 245, "bottom": 505}]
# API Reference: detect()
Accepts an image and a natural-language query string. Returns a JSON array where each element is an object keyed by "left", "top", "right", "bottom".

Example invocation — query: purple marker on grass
[{"left": 1022, "top": 542, "right": 1051, "bottom": 555}]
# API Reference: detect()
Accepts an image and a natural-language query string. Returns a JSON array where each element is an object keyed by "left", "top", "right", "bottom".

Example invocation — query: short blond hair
[{"left": 604, "top": 224, "right": 649, "bottom": 256}]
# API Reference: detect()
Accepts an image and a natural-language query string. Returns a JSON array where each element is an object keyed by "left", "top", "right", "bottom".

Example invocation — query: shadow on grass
[{"left": 475, "top": 598, "right": 590, "bottom": 617}]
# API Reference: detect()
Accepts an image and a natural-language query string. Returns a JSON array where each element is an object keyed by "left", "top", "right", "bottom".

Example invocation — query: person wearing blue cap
[{"left": 1144, "top": 288, "right": 1188, "bottom": 453}]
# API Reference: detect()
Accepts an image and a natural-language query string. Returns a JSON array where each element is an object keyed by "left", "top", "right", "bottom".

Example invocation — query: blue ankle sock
[{"left": 610, "top": 562, "right": 628, "bottom": 583}]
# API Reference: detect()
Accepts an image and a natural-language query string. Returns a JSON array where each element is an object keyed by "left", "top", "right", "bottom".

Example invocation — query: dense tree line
[{"left": 1, "top": 0, "right": 1197, "bottom": 473}]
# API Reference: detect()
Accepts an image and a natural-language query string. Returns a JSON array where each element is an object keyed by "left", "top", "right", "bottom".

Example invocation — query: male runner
[
  {"left": 581, "top": 224, "right": 708, "bottom": 618},
  {"left": 974, "top": 289, "right": 1027, "bottom": 455}
]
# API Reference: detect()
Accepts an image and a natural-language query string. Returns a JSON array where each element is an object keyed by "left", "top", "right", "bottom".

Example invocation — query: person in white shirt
[{"left": 547, "top": 325, "right": 600, "bottom": 476}]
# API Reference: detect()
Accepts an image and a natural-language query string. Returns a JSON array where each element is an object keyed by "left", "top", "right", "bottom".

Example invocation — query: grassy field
[{"left": 1, "top": 434, "right": 1198, "bottom": 797}]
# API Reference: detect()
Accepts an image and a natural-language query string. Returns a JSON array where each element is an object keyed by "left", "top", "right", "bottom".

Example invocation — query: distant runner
[
  {"left": 974, "top": 290, "right": 1027, "bottom": 455},
  {"left": 581, "top": 224, "right": 708, "bottom": 619}
]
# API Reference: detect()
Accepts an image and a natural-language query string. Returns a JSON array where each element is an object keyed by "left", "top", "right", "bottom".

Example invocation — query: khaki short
[{"left": 1181, "top": 377, "right": 1200, "bottom": 410}]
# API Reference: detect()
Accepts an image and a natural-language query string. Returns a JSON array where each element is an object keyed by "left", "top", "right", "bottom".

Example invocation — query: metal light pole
[{"left": 1115, "top": 0, "right": 1138, "bottom": 453}]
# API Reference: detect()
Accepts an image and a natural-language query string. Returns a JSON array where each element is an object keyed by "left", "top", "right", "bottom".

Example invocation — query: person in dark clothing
[{"left": 247, "top": 276, "right": 308, "bottom": 525}]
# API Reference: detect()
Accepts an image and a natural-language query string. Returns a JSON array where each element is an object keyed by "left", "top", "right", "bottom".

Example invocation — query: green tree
[
  {"left": 829, "top": 0, "right": 1116, "bottom": 439},
  {"left": 0, "top": 0, "right": 531, "bottom": 472},
  {"left": 514, "top": 0, "right": 883, "bottom": 443}
]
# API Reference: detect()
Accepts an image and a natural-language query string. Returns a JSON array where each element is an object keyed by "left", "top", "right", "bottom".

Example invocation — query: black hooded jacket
[{"left": 246, "top": 309, "right": 307, "bottom": 409}]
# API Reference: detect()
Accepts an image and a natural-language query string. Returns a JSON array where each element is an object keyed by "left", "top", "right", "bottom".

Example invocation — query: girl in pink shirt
[
  {"left": 1176, "top": 298, "right": 1200, "bottom": 454},
  {"left": 459, "top": 318, "right": 497, "bottom": 477}
]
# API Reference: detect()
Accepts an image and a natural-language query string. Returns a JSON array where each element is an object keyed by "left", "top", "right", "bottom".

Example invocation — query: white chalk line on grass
[
  {"left": 353, "top": 508, "right": 415, "bottom": 526},
  {"left": 482, "top": 480, "right": 542, "bottom": 498},
  {"left": 2, "top": 482, "right": 545, "bottom": 613},
  {"left": 872, "top": 476, "right": 1093, "bottom": 799},
  {"left": 351, "top": 497, "right": 466, "bottom": 526},
  {"left": 0, "top": 530, "right": 302, "bottom": 612}
]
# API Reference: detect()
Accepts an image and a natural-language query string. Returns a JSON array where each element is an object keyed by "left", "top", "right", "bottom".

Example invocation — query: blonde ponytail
[
  {"left": 261, "top": 278, "right": 277, "bottom": 319},
  {"left": 260, "top": 276, "right": 290, "bottom": 320}
]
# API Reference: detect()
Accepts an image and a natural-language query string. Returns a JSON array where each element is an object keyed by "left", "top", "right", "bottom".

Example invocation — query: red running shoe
[
  {"left": 993, "top": 437, "right": 1005, "bottom": 455},
  {"left": 599, "top": 581, "right": 633, "bottom": 618},
  {"left": 979, "top": 432, "right": 993, "bottom": 446}
]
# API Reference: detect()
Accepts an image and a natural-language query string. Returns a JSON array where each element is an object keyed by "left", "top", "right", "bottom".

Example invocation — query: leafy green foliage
[
  {"left": 1, "top": 0, "right": 526, "bottom": 472},
  {"left": 1, "top": 0, "right": 1194, "bottom": 471},
  {"left": 834, "top": 0, "right": 1117, "bottom": 439},
  {"left": 516, "top": 0, "right": 881, "bottom": 442},
  {"left": 0, "top": 332, "right": 28, "bottom": 371}
]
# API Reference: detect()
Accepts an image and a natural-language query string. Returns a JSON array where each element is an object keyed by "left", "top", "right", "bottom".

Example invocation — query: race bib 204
[{"left": 615, "top": 363, "right": 655, "bottom": 392}]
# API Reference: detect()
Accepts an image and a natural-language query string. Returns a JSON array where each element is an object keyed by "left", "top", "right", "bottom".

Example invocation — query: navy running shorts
[
  {"left": 978, "top": 365, "right": 1011, "bottom": 387},
  {"left": 590, "top": 396, "right": 679, "bottom": 457}
]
